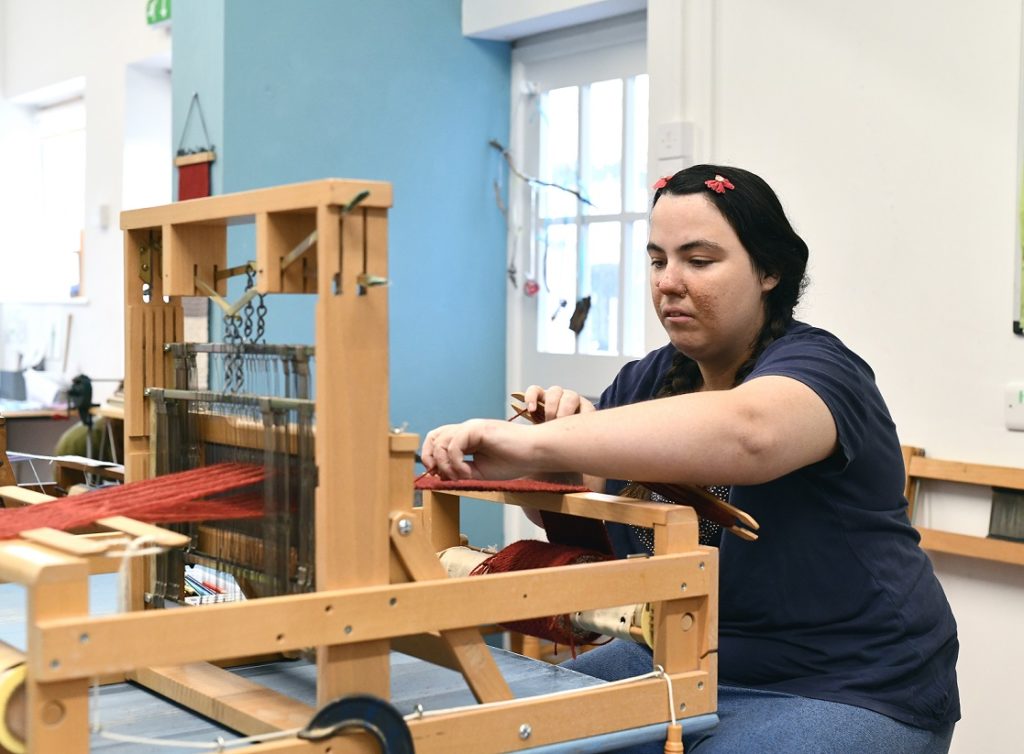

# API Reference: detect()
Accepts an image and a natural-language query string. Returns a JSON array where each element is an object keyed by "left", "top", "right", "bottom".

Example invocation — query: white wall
[
  {"left": 474, "top": 1, "right": 1024, "bottom": 751},
  {"left": 0, "top": 0, "right": 170, "bottom": 397},
  {"left": 122, "top": 64, "right": 172, "bottom": 212},
  {"left": 692, "top": 4, "right": 1019, "bottom": 749},
  {"left": 659, "top": 2, "right": 1024, "bottom": 752}
]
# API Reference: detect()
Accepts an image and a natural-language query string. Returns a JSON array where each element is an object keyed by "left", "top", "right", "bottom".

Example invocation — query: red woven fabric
[
  {"left": 414, "top": 476, "right": 589, "bottom": 494},
  {"left": 178, "top": 162, "right": 211, "bottom": 200},
  {"left": 0, "top": 463, "right": 265, "bottom": 539}
]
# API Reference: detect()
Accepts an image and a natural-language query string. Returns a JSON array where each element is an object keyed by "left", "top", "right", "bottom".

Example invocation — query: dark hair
[{"left": 652, "top": 164, "right": 809, "bottom": 396}]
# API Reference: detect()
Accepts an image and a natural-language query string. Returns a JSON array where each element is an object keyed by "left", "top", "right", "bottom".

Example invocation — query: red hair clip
[
  {"left": 652, "top": 175, "right": 673, "bottom": 190},
  {"left": 705, "top": 174, "right": 735, "bottom": 194}
]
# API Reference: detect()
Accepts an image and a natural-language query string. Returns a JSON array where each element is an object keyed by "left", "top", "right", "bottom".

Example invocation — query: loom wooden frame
[{"left": 1, "top": 179, "right": 718, "bottom": 753}]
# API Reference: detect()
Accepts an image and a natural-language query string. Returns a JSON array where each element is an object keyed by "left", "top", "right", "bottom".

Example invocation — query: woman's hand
[
  {"left": 520, "top": 385, "right": 596, "bottom": 422},
  {"left": 422, "top": 419, "right": 537, "bottom": 481}
]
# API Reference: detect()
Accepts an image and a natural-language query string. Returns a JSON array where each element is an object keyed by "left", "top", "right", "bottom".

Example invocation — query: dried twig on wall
[{"left": 488, "top": 139, "right": 593, "bottom": 206}]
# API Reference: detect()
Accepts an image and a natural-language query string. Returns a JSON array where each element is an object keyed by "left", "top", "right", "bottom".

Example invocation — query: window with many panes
[{"left": 508, "top": 16, "right": 648, "bottom": 399}]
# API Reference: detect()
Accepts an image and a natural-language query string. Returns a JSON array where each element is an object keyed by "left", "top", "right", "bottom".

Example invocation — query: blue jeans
[{"left": 562, "top": 640, "right": 954, "bottom": 753}]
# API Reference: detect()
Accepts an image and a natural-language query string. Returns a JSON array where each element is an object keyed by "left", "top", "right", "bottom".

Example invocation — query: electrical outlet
[{"left": 1005, "top": 382, "right": 1024, "bottom": 430}]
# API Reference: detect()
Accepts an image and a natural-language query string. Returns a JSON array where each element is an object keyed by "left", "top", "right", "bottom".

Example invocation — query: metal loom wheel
[{"left": 297, "top": 693, "right": 413, "bottom": 753}]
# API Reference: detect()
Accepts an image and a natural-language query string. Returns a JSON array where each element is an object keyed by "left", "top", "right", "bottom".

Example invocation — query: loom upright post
[
  {"left": 122, "top": 226, "right": 190, "bottom": 485},
  {"left": 122, "top": 225, "right": 187, "bottom": 613},
  {"left": 311, "top": 198, "right": 392, "bottom": 703},
  {"left": 0, "top": 540, "right": 91, "bottom": 752}
]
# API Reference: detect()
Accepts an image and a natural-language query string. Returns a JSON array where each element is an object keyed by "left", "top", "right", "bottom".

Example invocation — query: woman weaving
[{"left": 422, "top": 165, "right": 960, "bottom": 752}]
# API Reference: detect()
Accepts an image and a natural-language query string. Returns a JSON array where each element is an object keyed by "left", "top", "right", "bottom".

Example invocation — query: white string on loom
[
  {"left": 89, "top": 534, "right": 307, "bottom": 750},
  {"left": 95, "top": 727, "right": 303, "bottom": 751},
  {"left": 87, "top": 533, "right": 262, "bottom": 750},
  {"left": 89, "top": 663, "right": 303, "bottom": 751},
  {"left": 89, "top": 662, "right": 675, "bottom": 748},
  {"left": 654, "top": 664, "right": 678, "bottom": 727},
  {"left": 112, "top": 534, "right": 162, "bottom": 613},
  {"left": 402, "top": 668, "right": 669, "bottom": 721}
]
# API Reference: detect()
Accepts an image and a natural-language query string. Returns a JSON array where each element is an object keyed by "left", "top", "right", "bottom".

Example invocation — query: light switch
[{"left": 1005, "top": 382, "right": 1024, "bottom": 431}]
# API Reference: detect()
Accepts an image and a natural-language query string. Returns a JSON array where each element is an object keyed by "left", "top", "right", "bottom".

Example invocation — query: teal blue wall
[
  {"left": 172, "top": 0, "right": 510, "bottom": 547},
  {"left": 172, "top": 3, "right": 225, "bottom": 192}
]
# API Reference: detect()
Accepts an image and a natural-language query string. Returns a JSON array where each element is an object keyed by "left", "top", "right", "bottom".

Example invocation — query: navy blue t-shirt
[{"left": 596, "top": 322, "right": 960, "bottom": 731}]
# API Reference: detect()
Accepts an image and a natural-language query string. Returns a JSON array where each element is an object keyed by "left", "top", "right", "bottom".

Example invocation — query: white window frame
[
  {"left": 506, "top": 15, "right": 648, "bottom": 405},
  {"left": 503, "top": 16, "right": 649, "bottom": 546},
  {"left": 0, "top": 95, "right": 86, "bottom": 303}
]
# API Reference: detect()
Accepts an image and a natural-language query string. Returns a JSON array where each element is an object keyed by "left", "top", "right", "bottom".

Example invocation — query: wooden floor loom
[{"left": 0, "top": 179, "right": 718, "bottom": 753}]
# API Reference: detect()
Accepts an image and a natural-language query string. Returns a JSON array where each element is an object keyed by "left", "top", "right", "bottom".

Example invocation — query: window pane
[
  {"left": 582, "top": 79, "right": 622, "bottom": 215},
  {"left": 539, "top": 86, "right": 579, "bottom": 220},
  {"left": 537, "top": 222, "right": 577, "bottom": 354},
  {"left": 578, "top": 221, "right": 621, "bottom": 355},
  {"left": 626, "top": 74, "right": 649, "bottom": 213},
  {"left": 40, "top": 127, "right": 85, "bottom": 297}
]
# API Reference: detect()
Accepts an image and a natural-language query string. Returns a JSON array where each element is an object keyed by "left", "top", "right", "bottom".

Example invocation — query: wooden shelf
[
  {"left": 904, "top": 448, "right": 1024, "bottom": 568},
  {"left": 916, "top": 526, "right": 1024, "bottom": 567}
]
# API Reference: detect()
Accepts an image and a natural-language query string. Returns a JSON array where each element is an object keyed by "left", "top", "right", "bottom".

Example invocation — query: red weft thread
[
  {"left": 0, "top": 463, "right": 266, "bottom": 539},
  {"left": 470, "top": 539, "right": 611, "bottom": 657}
]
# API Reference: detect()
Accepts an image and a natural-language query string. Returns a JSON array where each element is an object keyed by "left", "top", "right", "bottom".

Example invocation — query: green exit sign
[{"left": 146, "top": 0, "right": 172, "bottom": 26}]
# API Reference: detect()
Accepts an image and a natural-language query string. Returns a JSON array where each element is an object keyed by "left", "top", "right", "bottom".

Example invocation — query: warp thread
[
  {"left": 0, "top": 463, "right": 266, "bottom": 540},
  {"left": 469, "top": 539, "right": 611, "bottom": 657}
]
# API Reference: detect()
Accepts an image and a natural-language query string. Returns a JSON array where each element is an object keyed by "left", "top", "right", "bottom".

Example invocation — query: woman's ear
[{"left": 760, "top": 272, "right": 780, "bottom": 293}]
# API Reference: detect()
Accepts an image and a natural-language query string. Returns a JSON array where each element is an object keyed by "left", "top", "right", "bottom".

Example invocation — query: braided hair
[{"left": 651, "top": 165, "right": 809, "bottom": 397}]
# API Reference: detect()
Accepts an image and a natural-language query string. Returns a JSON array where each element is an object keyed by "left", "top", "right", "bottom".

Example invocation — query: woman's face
[{"left": 648, "top": 193, "right": 778, "bottom": 373}]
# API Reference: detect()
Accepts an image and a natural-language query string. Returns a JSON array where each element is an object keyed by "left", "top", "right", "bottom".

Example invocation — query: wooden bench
[{"left": 903, "top": 445, "right": 1024, "bottom": 567}]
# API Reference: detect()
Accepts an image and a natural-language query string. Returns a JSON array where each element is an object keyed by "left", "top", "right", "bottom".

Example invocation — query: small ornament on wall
[
  {"left": 176, "top": 92, "right": 216, "bottom": 201},
  {"left": 568, "top": 296, "right": 591, "bottom": 335}
]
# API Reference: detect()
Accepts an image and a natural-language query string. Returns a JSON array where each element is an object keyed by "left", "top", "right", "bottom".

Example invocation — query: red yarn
[
  {"left": 470, "top": 539, "right": 611, "bottom": 656},
  {"left": 0, "top": 463, "right": 266, "bottom": 540}
]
